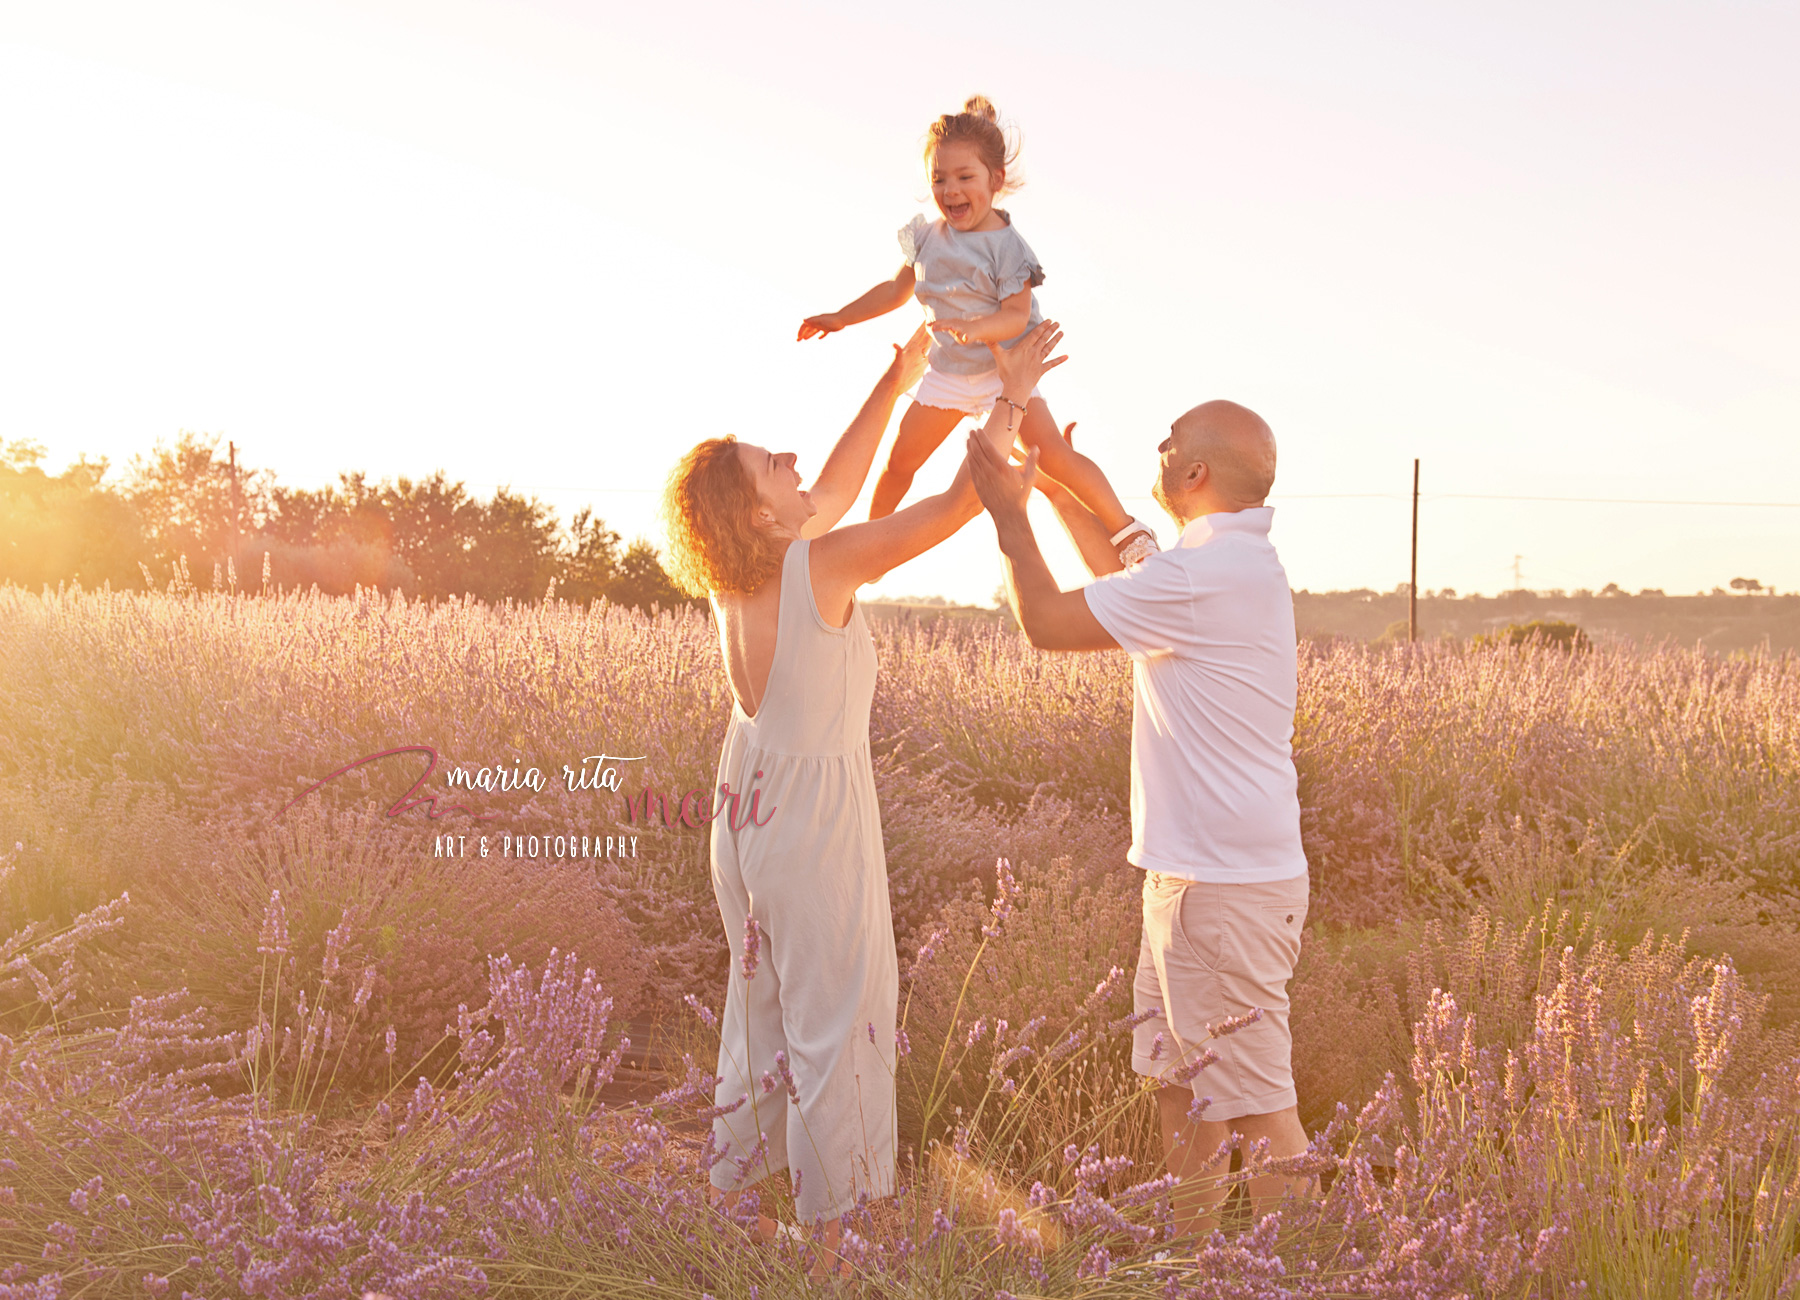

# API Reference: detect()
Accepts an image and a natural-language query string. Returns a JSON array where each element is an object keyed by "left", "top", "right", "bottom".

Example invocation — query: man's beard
[{"left": 1151, "top": 471, "right": 1177, "bottom": 522}]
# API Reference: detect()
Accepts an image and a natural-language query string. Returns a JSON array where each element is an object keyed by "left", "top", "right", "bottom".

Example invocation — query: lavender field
[{"left": 3, "top": 582, "right": 1799, "bottom": 1298}]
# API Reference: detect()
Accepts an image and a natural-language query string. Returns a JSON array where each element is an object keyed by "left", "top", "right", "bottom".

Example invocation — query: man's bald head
[{"left": 1154, "top": 401, "right": 1276, "bottom": 520}]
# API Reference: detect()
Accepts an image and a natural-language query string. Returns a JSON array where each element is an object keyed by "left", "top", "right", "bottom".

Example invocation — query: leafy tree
[
  {"left": 467, "top": 487, "right": 560, "bottom": 603},
  {"left": 0, "top": 441, "right": 145, "bottom": 589},
  {"left": 122, "top": 431, "right": 272, "bottom": 576},
  {"left": 557, "top": 507, "right": 624, "bottom": 604},
  {"left": 1475, "top": 619, "right": 1592, "bottom": 652},
  {"left": 601, "top": 538, "right": 698, "bottom": 613},
  {"left": 549, "top": 508, "right": 698, "bottom": 611},
  {"left": 8, "top": 431, "right": 695, "bottom": 607}
]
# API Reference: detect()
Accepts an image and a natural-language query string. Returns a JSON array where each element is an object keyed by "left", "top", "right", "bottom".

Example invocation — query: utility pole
[
  {"left": 1409, "top": 458, "right": 1419, "bottom": 643},
  {"left": 229, "top": 441, "right": 240, "bottom": 579},
  {"left": 1512, "top": 554, "right": 1524, "bottom": 590}
]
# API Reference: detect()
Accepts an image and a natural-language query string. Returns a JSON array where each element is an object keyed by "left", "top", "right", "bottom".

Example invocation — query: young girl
[{"left": 798, "top": 96, "right": 1157, "bottom": 563}]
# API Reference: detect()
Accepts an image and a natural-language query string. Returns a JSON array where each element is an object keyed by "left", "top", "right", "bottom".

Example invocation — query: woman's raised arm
[
  {"left": 799, "top": 326, "right": 931, "bottom": 538},
  {"left": 809, "top": 321, "right": 1067, "bottom": 619}
]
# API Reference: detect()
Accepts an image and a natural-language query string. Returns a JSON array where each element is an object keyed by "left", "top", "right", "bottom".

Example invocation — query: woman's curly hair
[{"left": 660, "top": 436, "right": 786, "bottom": 597}]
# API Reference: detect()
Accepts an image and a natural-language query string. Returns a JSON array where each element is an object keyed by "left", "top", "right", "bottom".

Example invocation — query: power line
[
  {"left": 451, "top": 484, "right": 1800, "bottom": 508},
  {"left": 1244, "top": 492, "right": 1800, "bottom": 507},
  {"left": 1124, "top": 492, "right": 1403, "bottom": 502},
  {"left": 1429, "top": 492, "right": 1800, "bottom": 508}
]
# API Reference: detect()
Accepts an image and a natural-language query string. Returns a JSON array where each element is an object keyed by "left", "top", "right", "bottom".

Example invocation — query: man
[{"left": 964, "top": 400, "right": 1311, "bottom": 1236}]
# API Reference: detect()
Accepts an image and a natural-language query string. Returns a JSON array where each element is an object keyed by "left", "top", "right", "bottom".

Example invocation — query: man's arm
[{"left": 966, "top": 432, "right": 1119, "bottom": 652}]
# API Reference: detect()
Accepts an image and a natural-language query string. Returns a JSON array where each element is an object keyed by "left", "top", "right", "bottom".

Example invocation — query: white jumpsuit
[{"left": 708, "top": 537, "right": 898, "bottom": 1222}]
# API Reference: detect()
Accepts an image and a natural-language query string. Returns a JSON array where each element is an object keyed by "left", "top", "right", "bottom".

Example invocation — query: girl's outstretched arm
[
  {"left": 798, "top": 264, "right": 917, "bottom": 340},
  {"left": 808, "top": 321, "right": 1067, "bottom": 620},
  {"left": 800, "top": 326, "right": 931, "bottom": 537}
]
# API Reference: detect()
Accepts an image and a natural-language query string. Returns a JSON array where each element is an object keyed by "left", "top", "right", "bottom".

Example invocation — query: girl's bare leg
[
  {"left": 1017, "top": 398, "right": 1146, "bottom": 545},
  {"left": 869, "top": 402, "right": 967, "bottom": 519}
]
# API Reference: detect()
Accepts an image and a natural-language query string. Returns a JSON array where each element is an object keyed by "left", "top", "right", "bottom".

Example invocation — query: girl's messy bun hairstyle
[{"left": 925, "top": 95, "right": 1021, "bottom": 194}]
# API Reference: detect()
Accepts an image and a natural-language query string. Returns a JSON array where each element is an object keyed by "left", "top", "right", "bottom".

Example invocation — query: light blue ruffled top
[{"left": 898, "top": 211, "right": 1045, "bottom": 376}]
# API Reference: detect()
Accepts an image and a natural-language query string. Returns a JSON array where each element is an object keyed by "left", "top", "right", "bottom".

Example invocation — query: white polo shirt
[{"left": 1082, "top": 507, "right": 1307, "bottom": 883}]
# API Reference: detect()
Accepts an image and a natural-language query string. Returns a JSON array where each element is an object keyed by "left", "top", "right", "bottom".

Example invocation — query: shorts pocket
[
  {"left": 1172, "top": 883, "right": 1228, "bottom": 972},
  {"left": 1255, "top": 885, "right": 1309, "bottom": 968}
]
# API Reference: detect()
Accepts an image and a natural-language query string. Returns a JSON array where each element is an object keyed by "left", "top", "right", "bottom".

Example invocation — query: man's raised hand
[{"left": 966, "top": 429, "right": 1039, "bottom": 526}]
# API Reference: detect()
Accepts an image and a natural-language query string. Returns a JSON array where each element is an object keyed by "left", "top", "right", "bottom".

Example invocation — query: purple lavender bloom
[
  {"left": 699, "top": 1093, "right": 749, "bottom": 1121},
  {"left": 1211, "top": 1007, "right": 1263, "bottom": 1037},
  {"left": 773, "top": 1050, "right": 799, "bottom": 1102},
  {"left": 256, "top": 889, "right": 289, "bottom": 956},
  {"left": 914, "top": 928, "right": 946, "bottom": 971},
  {"left": 982, "top": 859, "right": 1018, "bottom": 938},
  {"left": 741, "top": 916, "right": 763, "bottom": 981},
  {"left": 1171, "top": 1047, "right": 1220, "bottom": 1084}
]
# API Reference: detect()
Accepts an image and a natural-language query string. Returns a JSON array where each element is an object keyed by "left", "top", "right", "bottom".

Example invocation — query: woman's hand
[
  {"left": 798, "top": 313, "right": 845, "bottom": 341},
  {"left": 889, "top": 324, "right": 931, "bottom": 391},
  {"left": 988, "top": 319, "right": 1067, "bottom": 404}
]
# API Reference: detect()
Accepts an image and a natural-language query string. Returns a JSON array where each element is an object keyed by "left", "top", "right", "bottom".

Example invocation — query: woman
[{"left": 659, "top": 319, "right": 1065, "bottom": 1274}]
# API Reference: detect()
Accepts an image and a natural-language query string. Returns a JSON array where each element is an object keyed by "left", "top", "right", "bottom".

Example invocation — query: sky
[{"left": 3, "top": 0, "right": 1798, "bottom": 603}]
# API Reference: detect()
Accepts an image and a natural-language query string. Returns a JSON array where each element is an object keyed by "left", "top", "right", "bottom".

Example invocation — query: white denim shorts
[{"left": 911, "top": 365, "right": 1042, "bottom": 419}]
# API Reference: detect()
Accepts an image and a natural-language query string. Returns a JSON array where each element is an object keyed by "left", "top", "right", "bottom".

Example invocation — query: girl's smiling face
[{"left": 930, "top": 140, "right": 1005, "bottom": 232}]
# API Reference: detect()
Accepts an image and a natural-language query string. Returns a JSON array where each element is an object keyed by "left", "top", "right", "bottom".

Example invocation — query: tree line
[{"left": 0, "top": 432, "right": 695, "bottom": 610}]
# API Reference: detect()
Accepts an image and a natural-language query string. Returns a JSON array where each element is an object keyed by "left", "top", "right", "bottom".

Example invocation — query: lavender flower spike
[
  {"left": 982, "top": 858, "right": 1019, "bottom": 938},
  {"left": 741, "top": 915, "right": 763, "bottom": 980},
  {"left": 1211, "top": 1006, "right": 1263, "bottom": 1037},
  {"left": 773, "top": 1049, "right": 799, "bottom": 1102}
]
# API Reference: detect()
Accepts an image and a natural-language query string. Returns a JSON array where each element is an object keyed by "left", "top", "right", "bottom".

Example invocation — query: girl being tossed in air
[{"left": 798, "top": 95, "right": 1157, "bottom": 563}]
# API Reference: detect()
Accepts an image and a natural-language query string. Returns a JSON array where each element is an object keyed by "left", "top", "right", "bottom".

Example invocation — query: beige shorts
[{"left": 1131, "top": 870, "right": 1310, "bottom": 1121}]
